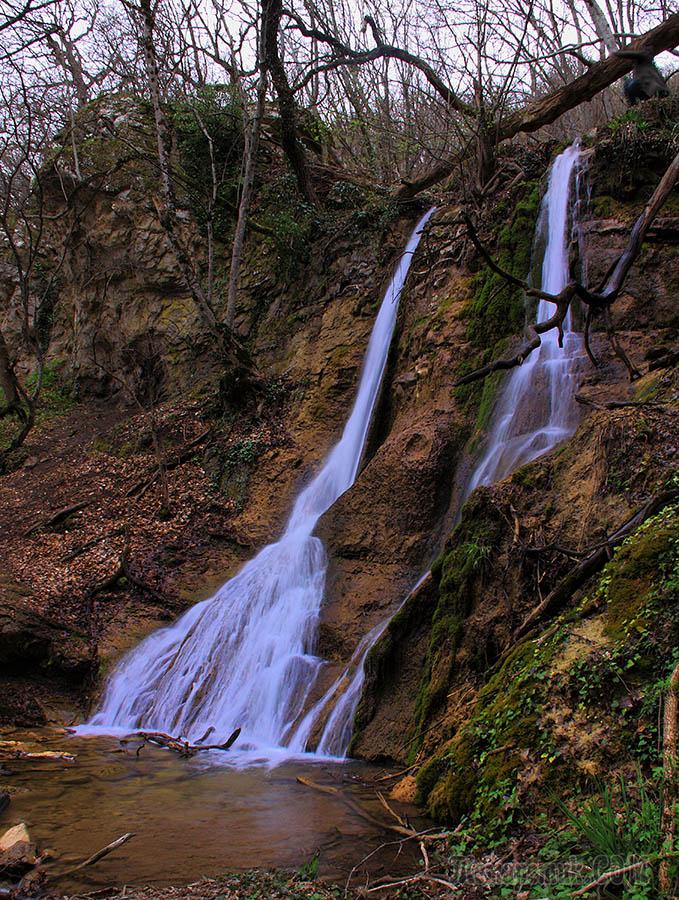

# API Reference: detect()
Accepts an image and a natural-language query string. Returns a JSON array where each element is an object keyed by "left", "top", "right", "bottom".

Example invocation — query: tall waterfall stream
[
  {"left": 310, "top": 144, "right": 587, "bottom": 750},
  {"left": 83, "top": 207, "right": 436, "bottom": 761}
]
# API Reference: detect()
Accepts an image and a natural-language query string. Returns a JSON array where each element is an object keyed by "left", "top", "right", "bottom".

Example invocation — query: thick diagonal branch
[
  {"left": 514, "top": 489, "right": 677, "bottom": 641},
  {"left": 397, "top": 14, "right": 679, "bottom": 199}
]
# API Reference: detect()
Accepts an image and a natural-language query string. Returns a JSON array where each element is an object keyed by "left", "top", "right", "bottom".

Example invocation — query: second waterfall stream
[
  {"left": 305, "top": 143, "right": 586, "bottom": 755},
  {"left": 85, "top": 208, "right": 436, "bottom": 762}
]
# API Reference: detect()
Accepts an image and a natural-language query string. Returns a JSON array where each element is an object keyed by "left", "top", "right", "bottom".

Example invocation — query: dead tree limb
[
  {"left": 596, "top": 149, "right": 679, "bottom": 300},
  {"left": 513, "top": 489, "right": 677, "bottom": 641},
  {"left": 574, "top": 394, "right": 670, "bottom": 411},
  {"left": 122, "top": 728, "right": 241, "bottom": 757},
  {"left": 571, "top": 859, "right": 655, "bottom": 897}
]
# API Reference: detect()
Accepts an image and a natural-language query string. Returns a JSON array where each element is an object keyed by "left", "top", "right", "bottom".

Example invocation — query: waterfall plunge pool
[{"left": 0, "top": 726, "right": 426, "bottom": 894}]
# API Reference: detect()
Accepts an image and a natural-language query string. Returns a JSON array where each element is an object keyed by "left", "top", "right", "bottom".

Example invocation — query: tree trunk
[
  {"left": 0, "top": 327, "right": 22, "bottom": 414},
  {"left": 475, "top": 124, "right": 496, "bottom": 193},
  {"left": 262, "top": 0, "right": 317, "bottom": 204},
  {"left": 226, "top": 71, "right": 268, "bottom": 328}
]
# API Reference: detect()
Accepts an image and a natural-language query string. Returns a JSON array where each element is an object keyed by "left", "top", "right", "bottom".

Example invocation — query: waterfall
[
  {"left": 295, "top": 570, "right": 430, "bottom": 756},
  {"left": 84, "top": 208, "right": 435, "bottom": 762},
  {"left": 464, "top": 143, "right": 585, "bottom": 493},
  {"left": 314, "top": 144, "right": 586, "bottom": 756}
]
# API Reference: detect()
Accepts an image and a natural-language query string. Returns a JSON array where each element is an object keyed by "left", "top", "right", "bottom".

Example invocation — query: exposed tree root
[
  {"left": 125, "top": 427, "right": 212, "bottom": 498},
  {"left": 24, "top": 500, "right": 89, "bottom": 537}
]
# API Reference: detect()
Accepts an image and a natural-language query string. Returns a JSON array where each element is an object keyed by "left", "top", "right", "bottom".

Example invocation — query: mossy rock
[
  {"left": 415, "top": 503, "right": 679, "bottom": 830},
  {"left": 603, "top": 503, "right": 678, "bottom": 643},
  {"left": 462, "top": 182, "right": 541, "bottom": 351},
  {"left": 412, "top": 491, "right": 506, "bottom": 730},
  {"left": 421, "top": 733, "right": 478, "bottom": 822},
  {"left": 417, "top": 639, "right": 551, "bottom": 825}
]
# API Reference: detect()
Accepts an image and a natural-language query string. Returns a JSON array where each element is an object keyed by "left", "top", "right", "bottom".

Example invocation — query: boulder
[{"left": 0, "top": 822, "right": 38, "bottom": 877}]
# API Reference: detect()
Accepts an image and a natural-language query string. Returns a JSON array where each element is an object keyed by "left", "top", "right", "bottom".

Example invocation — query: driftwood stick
[
  {"left": 295, "top": 775, "right": 338, "bottom": 795},
  {"left": 62, "top": 832, "right": 136, "bottom": 876},
  {"left": 197, "top": 728, "right": 241, "bottom": 751},
  {"left": 570, "top": 859, "right": 649, "bottom": 896},
  {"left": 296, "top": 776, "right": 450, "bottom": 840},
  {"left": 660, "top": 661, "right": 679, "bottom": 894},
  {"left": 374, "top": 762, "right": 418, "bottom": 782},
  {"left": 376, "top": 791, "right": 408, "bottom": 828}
]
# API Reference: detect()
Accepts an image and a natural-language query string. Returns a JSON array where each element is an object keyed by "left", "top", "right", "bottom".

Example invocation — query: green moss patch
[
  {"left": 463, "top": 182, "right": 540, "bottom": 350},
  {"left": 413, "top": 491, "right": 506, "bottom": 734},
  {"left": 415, "top": 502, "right": 679, "bottom": 836}
]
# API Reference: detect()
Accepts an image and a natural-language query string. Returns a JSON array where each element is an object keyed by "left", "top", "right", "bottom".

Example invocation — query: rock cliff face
[
  {"left": 0, "top": 93, "right": 676, "bottom": 844},
  {"left": 349, "top": 112, "right": 679, "bottom": 830}
]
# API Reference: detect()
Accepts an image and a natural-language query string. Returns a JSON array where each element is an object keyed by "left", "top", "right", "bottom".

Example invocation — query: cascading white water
[
  {"left": 84, "top": 208, "right": 435, "bottom": 761},
  {"left": 297, "top": 570, "right": 430, "bottom": 756},
  {"left": 314, "top": 144, "right": 586, "bottom": 756},
  {"left": 464, "top": 143, "right": 584, "bottom": 493}
]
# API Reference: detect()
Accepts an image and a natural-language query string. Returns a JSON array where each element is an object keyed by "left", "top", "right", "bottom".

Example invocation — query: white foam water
[
  {"left": 464, "top": 143, "right": 585, "bottom": 493},
  {"left": 82, "top": 208, "right": 436, "bottom": 763}
]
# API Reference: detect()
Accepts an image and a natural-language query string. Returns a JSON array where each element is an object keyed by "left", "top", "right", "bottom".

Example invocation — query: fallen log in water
[
  {"left": 0, "top": 742, "right": 75, "bottom": 763},
  {"left": 121, "top": 727, "right": 241, "bottom": 757}
]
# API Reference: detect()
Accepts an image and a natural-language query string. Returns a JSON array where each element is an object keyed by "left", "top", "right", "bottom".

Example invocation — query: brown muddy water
[{"left": 1, "top": 728, "right": 425, "bottom": 895}]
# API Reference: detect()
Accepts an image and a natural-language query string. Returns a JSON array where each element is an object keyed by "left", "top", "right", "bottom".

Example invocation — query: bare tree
[
  {"left": 0, "top": 67, "right": 68, "bottom": 459},
  {"left": 262, "top": 0, "right": 317, "bottom": 203}
]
